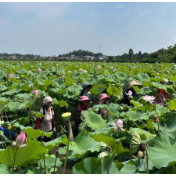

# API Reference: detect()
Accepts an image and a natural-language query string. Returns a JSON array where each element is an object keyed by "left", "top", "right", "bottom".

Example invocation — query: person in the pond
[
  {"left": 0, "top": 126, "right": 18, "bottom": 139},
  {"left": 158, "top": 81, "right": 173, "bottom": 100},
  {"left": 96, "top": 93, "right": 111, "bottom": 119},
  {"left": 124, "top": 80, "right": 141, "bottom": 106},
  {"left": 35, "top": 96, "right": 56, "bottom": 142},
  {"left": 153, "top": 93, "right": 165, "bottom": 106},
  {"left": 76, "top": 96, "right": 91, "bottom": 136},
  {"left": 80, "top": 83, "right": 92, "bottom": 97}
]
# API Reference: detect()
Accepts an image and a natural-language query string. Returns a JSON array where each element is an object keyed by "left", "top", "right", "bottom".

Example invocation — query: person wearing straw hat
[
  {"left": 124, "top": 80, "right": 141, "bottom": 106},
  {"left": 76, "top": 96, "right": 91, "bottom": 136},
  {"left": 35, "top": 96, "right": 56, "bottom": 142},
  {"left": 80, "top": 83, "right": 92, "bottom": 97},
  {"left": 96, "top": 93, "right": 111, "bottom": 119}
]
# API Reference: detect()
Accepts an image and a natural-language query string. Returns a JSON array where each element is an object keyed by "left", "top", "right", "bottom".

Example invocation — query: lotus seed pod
[
  {"left": 138, "top": 151, "right": 143, "bottom": 159},
  {"left": 154, "top": 117, "right": 159, "bottom": 123},
  {"left": 62, "top": 112, "right": 71, "bottom": 121},
  {"left": 140, "top": 143, "right": 146, "bottom": 151}
]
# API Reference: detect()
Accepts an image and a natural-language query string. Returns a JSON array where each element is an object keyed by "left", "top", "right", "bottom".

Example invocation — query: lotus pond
[{"left": 1, "top": 61, "right": 176, "bottom": 174}]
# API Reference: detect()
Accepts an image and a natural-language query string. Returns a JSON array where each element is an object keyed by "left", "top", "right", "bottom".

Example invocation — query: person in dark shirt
[
  {"left": 80, "top": 83, "right": 92, "bottom": 98},
  {"left": 124, "top": 80, "right": 141, "bottom": 106},
  {"left": 0, "top": 126, "right": 18, "bottom": 139}
]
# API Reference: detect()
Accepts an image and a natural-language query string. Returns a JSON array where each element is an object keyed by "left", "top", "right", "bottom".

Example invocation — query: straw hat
[{"left": 130, "top": 80, "right": 141, "bottom": 86}]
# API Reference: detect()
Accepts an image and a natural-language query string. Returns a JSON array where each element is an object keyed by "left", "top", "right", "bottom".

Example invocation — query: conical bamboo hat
[{"left": 130, "top": 80, "right": 141, "bottom": 86}]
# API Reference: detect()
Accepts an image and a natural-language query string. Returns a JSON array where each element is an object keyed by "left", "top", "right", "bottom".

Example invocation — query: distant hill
[{"left": 59, "top": 49, "right": 102, "bottom": 58}]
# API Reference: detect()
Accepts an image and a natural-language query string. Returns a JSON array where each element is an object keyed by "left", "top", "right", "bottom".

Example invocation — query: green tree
[
  {"left": 129, "top": 48, "right": 134, "bottom": 59},
  {"left": 138, "top": 51, "right": 142, "bottom": 61}
]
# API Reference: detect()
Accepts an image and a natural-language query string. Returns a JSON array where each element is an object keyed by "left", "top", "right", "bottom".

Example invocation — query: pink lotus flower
[
  {"left": 9, "top": 74, "right": 13, "bottom": 78},
  {"left": 125, "top": 90, "right": 132, "bottom": 96},
  {"left": 68, "top": 71, "right": 72, "bottom": 73},
  {"left": 56, "top": 64, "right": 59, "bottom": 66},
  {"left": 33, "top": 89, "right": 39, "bottom": 95},
  {"left": 12, "top": 131, "right": 27, "bottom": 148},
  {"left": 143, "top": 95, "right": 155, "bottom": 103},
  {"left": 79, "top": 69, "right": 83, "bottom": 71},
  {"left": 111, "top": 119, "right": 125, "bottom": 131},
  {"left": 62, "top": 75, "right": 65, "bottom": 79},
  {"left": 97, "top": 65, "right": 101, "bottom": 69},
  {"left": 37, "top": 68, "right": 42, "bottom": 73}
]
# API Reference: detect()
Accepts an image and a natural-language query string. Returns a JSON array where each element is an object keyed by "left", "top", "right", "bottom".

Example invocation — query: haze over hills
[{"left": 0, "top": 43, "right": 176, "bottom": 63}]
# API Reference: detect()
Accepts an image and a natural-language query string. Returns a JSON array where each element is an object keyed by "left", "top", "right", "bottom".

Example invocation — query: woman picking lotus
[
  {"left": 80, "top": 83, "right": 92, "bottom": 98},
  {"left": 35, "top": 96, "right": 56, "bottom": 142},
  {"left": 96, "top": 93, "right": 111, "bottom": 119},
  {"left": 76, "top": 96, "right": 91, "bottom": 136},
  {"left": 124, "top": 80, "right": 141, "bottom": 106}
]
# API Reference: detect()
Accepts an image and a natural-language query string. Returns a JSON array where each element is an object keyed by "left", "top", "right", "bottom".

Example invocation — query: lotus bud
[
  {"left": 33, "top": 89, "right": 39, "bottom": 95},
  {"left": 138, "top": 151, "right": 143, "bottom": 159},
  {"left": 9, "top": 74, "right": 13, "bottom": 78},
  {"left": 97, "top": 65, "right": 101, "bottom": 69},
  {"left": 12, "top": 131, "right": 27, "bottom": 148},
  {"left": 62, "top": 75, "right": 65, "bottom": 79},
  {"left": 37, "top": 68, "right": 42, "bottom": 73},
  {"left": 62, "top": 112, "right": 71, "bottom": 121},
  {"left": 154, "top": 117, "right": 159, "bottom": 123},
  {"left": 98, "top": 152, "right": 108, "bottom": 159}
]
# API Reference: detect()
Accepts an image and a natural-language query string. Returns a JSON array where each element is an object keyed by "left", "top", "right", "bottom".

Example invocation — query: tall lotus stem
[
  {"left": 54, "top": 151, "right": 58, "bottom": 173},
  {"left": 43, "top": 154, "right": 46, "bottom": 173},
  {"left": 62, "top": 112, "right": 71, "bottom": 174},
  {"left": 145, "top": 148, "right": 149, "bottom": 174},
  {"left": 12, "top": 148, "right": 18, "bottom": 174},
  {"left": 62, "top": 120, "right": 70, "bottom": 174}
]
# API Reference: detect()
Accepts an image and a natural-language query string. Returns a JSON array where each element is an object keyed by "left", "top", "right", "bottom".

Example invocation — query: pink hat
[
  {"left": 99, "top": 93, "right": 111, "bottom": 101},
  {"left": 80, "top": 96, "right": 91, "bottom": 102}
]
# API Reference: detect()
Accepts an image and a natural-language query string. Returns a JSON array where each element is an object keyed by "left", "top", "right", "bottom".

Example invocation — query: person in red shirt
[
  {"left": 157, "top": 81, "right": 173, "bottom": 100},
  {"left": 158, "top": 81, "right": 167, "bottom": 95}
]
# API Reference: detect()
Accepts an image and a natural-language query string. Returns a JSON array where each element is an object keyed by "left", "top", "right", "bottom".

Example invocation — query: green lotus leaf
[
  {"left": 151, "top": 82, "right": 167, "bottom": 90},
  {"left": 2, "top": 89, "right": 21, "bottom": 96},
  {"left": 58, "top": 100, "right": 68, "bottom": 108},
  {"left": 69, "top": 131, "right": 101, "bottom": 158},
  {"left": 154, "top": 112, "right": 176, "bottom": 133},
  {"left": 0, "top": 97, "right": 8, "bottom": 113},
  {"left": 135, "top": 73, "right": 150, "bottom": 83},
  {"left": 7, "top": 102, "right": 23, "bottom": 112},
  {"left": 0, "top": 138, "right": 47, "bottom": 167},
  {"left": 90, "top": 127, "right": 114, "bottom": 136},
  {"left": 155, "top": 104, "right": 170, "bottom": 117},
  {"left": 83, "top": 111, "right": 107, "bottom": 130},
  {"left": 125, "top": 111, "right": 149, "bottom": 121},
  {"left": 32, "top": 111, "right": 45, "bottom": 118},
  {"left": 147, "top": 130, "right": 176, "bottom": 169},
  {"left": 166, "top": 98, "right": 176, "bottom": 111},
  {"left": 38, "top": 154, "right": 62, "bottom": 173},
  {"left": 130, "top": 100, "right": 142, "bottom": 107},
  {"left": 72, "top": 156, "right": 136, "bottom": 174},
  {"left": 93, "top": 133, "right": 129, "bottom": 155},
  {"left": 115, "top": 72, "right": 128, "bottom": 80},
  {"left": 45, "top": 135, "right": 68, "bottom": 151},
  {"left": 15, "top": 93, "right": 31, "bottom": 101},
  {"left": 90, "top": 84, "right": 106, "bottom": 95},
  {"left": 128, "top": 128, "right": 156, "bottom": 140},
  {"left": 0, "top": 164, "right": 9, "bottom": 174},
  {"left": 0, "top": 85, "right": 7, "bottom": 92},
  {"left": 107, "top": 86, "right": 121, "bottom": 96}
]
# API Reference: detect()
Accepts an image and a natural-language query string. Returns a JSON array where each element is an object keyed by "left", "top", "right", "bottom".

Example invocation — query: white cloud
[{"left": 116, "top": 4, "right": 123, "bottom": 8}]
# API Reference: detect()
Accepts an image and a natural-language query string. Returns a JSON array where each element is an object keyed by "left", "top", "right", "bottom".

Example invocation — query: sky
[{"left": 0, "top": 2, "right": 176, "bottom": 56}]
